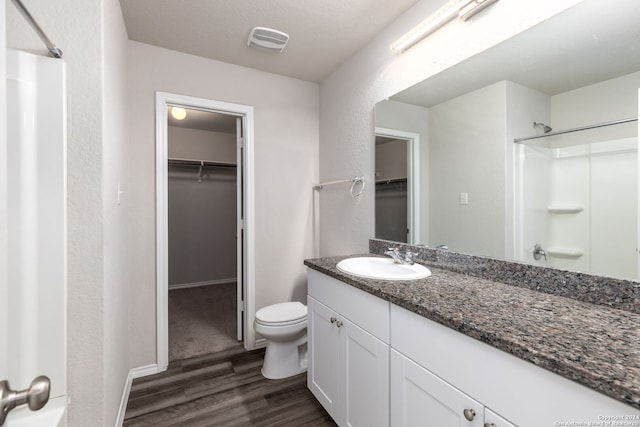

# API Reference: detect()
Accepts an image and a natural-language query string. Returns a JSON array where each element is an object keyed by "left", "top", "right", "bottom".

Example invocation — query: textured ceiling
[{"left": 120, "top": 0, "right": 421, "bottom": 82}]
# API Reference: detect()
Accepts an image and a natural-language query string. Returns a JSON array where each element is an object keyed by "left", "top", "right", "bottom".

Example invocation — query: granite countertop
[{"left": 304, "top": 254, "right": 640, "bottom": 410}]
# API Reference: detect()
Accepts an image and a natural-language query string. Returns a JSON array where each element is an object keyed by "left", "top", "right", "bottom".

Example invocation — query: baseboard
[
  {"left": 115, "top": 364, "right": 159, "bottom": 427},
  {"left": 253, "top": 337, "right": 267, "bottom": 349},
  {"left": 168, "top": 278, "right": 237, "bottom": 291}
]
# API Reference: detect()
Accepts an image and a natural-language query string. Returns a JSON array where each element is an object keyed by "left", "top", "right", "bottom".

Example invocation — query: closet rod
[
  {"left": 168, "top": 158, "right": 236, "bottom": 168},
  {"left": 375, "top": 177, "right": 407, "bottom": 185},
  {"left": 514, "top": 117, "right": 638, "bottom": 143}
]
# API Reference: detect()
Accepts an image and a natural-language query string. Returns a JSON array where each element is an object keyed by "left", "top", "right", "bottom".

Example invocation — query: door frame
[
  {"left": 155, "top": 92, "right": 256, "bottom": 371},
  {"left": 374, "top": 127, "right": 421, "bottom": 245},
  {"left": 1, "top": 0, "right": 8, "bottom": 383}
]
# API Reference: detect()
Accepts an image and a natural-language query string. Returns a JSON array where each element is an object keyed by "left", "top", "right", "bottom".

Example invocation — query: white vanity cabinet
[
  {"left": 307, "top": 270, "right": 638, "bottom": 427},
  {"left": 484, "top": 408, "right": 517, "bottom": 427},
  {"left": 307, "top": 270, "right": 390, "bottom": 427},
  {"left": 391, "top": 304, "right": 636, "bottom": 426},
  {"left": 390, "top": 349, "right": 514, "bottom": 427}
]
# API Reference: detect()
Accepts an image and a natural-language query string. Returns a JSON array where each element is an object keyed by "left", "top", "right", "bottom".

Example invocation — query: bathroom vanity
[{"left": 305, "top": 252, "right": 640, "bottom": 427}]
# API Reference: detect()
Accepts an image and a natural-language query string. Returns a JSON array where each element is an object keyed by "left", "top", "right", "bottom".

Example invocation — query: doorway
[
  {"left": 374, "top": 127, "right": 421, "bottom": 244},
  {"left": 156, "top": 92, "right": 255, "bottom": 372}
]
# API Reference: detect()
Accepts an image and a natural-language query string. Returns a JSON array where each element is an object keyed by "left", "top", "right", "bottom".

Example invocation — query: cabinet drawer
[{"left": 308, "top": 269, "right": 390, "bottom": 343}]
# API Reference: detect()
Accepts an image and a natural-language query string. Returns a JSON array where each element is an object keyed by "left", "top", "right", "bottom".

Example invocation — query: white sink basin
[{"left": 336, "top": 257, "right": 431, "bottom": 281}]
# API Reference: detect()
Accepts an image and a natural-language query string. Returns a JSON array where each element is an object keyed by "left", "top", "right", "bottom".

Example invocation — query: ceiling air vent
[{"left": 247, "top": 27, "right": 289, "bottom": 53}]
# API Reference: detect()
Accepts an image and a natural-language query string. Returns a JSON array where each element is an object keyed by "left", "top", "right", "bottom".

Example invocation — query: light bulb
[{"left": 171, "top": 107, "right": 187, "bottom": 120}]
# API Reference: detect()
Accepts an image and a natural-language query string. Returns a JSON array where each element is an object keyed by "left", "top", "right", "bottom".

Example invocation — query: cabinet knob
[
  {"left": 335, "top": 320, "right": 343, "bottom": 328},
  {"left": 330, "top": 316, "right": 337, "bottom": 324},
  {"left": 463, "top": 408, "right": 476, "bottom": 421},
  {"left": 484, "top": 423, "right": 497, "bottom": 427}
]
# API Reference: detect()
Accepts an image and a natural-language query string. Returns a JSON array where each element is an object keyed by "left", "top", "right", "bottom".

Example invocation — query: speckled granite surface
[
  {"left": 304, "top": 254, "right": 640, "bottom": 410},
  {"left": 370, "top": 239, "right": 640, "bottom": 314}
]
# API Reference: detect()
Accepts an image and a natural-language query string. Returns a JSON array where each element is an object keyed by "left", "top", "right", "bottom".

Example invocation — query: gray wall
[
  {"left": 168, "top": 125, "right": 237, "bottom": 287},
  {"left": 375, "top": 139, "right": 408, "bottom": 242},
  {"left": 168, "top": 166, "right": 237, "bottom": 286}
]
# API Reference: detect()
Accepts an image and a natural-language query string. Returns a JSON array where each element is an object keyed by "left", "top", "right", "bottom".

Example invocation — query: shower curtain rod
[
  {"left": 513, "top": 117, "right": 638, "bottom": 143},
  {"left": 168, "top": 158, "right": 236, "bottom": 168},
  {"left": 11, "top": 0, "right": 63, "bottom": 58}
]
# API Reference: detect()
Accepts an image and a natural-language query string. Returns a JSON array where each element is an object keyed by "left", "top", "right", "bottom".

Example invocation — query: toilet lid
[{"left": 255, "top": 302, "right": 307, "bottom": 325}]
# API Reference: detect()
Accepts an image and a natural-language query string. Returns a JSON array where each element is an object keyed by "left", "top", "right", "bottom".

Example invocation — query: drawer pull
[
  {"left": 463, "top": 408, "right": 476, "bottom": 421},
  {"left": 484, "top": 423, "right": 497, "bottom": 427}
]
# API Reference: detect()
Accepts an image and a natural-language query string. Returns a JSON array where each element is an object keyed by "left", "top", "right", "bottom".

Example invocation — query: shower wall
[
  {"left": 168, "top": 125, "right": 237, "bottom": 288},
  {"left": 6, "top": 50, "right": 67, "bottom": 412},
  {"left": 518, "top": 70, "right": 640, "bottom": 279}
]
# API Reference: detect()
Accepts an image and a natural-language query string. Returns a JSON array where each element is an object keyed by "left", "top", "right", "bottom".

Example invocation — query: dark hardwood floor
[{"left": 124, "top": 346, "right": 337, "bottom": 427}]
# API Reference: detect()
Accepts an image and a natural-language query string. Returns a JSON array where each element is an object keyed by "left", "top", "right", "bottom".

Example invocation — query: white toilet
[{"left": 254, "top": 301, "right": 308, "bottom": 379}]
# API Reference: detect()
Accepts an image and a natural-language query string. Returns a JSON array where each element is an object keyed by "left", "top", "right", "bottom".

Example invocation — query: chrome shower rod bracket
[{"left": 11, "top": 0, "right": 63, "bottom": 58}]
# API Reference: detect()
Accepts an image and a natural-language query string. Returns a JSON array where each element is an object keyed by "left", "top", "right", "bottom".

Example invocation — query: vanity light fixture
[
  {"left": 171, "top": 107, "right": 187, "bottom": 120},
  {"left": 390, "top": 0, "right": 499, "bottom": 52},
  {"left": 458, "top": 0, "right": 499, "bottom": 21}
]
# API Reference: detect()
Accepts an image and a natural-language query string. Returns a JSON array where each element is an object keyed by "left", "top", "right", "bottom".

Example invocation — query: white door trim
[
  {"left": 155, "top": 92, "right": 256, "bottom": 372},
  {"left": 374, "top": 127, "right": 421, "bottom": 245},
  {"left": 0, "top": 0, "right": 9, "bottom": 383}
]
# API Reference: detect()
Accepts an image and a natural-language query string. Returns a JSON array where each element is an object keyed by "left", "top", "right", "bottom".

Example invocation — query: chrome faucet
[
  {"left": 384, "top": 247, "right": 403, "bottom": 264},
  {"left": 403, "top": 250, "right": 418, "bottom": 265},
  {"left": 384, "top": 247, "right": 418, "bottom": 265}
]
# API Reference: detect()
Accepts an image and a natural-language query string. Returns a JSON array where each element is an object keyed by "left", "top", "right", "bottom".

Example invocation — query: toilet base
[{"left": 261, "top": 334, "right": 308, "bottom": 380}]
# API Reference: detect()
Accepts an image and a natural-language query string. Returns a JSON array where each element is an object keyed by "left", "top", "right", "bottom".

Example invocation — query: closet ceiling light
[
  {"left": 171, "top": 107, "right": 187, "bottom": 120},
  {"left": 390, "top": 0, "right": 499, "bottom": 52}
]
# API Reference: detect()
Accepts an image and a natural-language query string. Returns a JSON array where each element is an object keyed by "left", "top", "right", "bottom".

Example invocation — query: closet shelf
[
  {"left": 547, "top": 204, "right": 583, "bottom": 214},
  {"left": 168, "top": 157, "right": 237, "bottom": 168},
  {"left": 547, "top": 247, "right": 584, "bottom": 258}
]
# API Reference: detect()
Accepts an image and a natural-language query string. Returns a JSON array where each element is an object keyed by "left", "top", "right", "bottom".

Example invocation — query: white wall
[
  {"left": 318, "top": 0, "right": 583, "bottom": 256},
  {"left": 7, "top": 0, "right": 130, "bottom": 425},
  {"left": 428, "top": 82, "right": 506, "bottom": 257},
  {"left": 127, "top": 41, "right": 319, "bottom": 367},
  {"left": 102, "top": 1, "right": 131, "bottom": 424}
]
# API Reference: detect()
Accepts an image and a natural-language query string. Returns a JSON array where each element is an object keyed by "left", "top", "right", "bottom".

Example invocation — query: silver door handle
[{"left": 0, "top": 376, "right": 50, "bottom": 426}]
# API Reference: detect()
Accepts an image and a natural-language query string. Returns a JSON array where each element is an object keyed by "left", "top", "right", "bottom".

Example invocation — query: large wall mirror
[{"left": 374, "top": 0, "right": 640, "bottom": 280}]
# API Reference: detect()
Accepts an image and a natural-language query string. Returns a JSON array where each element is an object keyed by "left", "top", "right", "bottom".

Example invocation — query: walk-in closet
[
  {"left": 167, "top": 107, "right": 241, "bottom": 361},
  {"left": 375, "top": 135, "right": 408, "bottom": 243}
]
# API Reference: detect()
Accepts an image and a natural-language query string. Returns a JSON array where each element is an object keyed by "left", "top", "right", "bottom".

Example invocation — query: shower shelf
[
  {"left": 547, "top": 204, "right": 583, "bottom": 214},
  {"left": 547, "top": 247, "right": 584, "bottom": 258}
]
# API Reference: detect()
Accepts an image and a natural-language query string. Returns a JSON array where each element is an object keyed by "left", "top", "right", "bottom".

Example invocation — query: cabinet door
[
  {"left": 344, "top": 319, "right": 389, "bottom": 427},
  {"left": 484, "top": 408, "right": 517, "bottom": 427},
  {"left": 308, "top": 297, "right": 341, "bottom": 417},
  {"left": 391, "top": 350, "right": 483, "bottom": 427}
]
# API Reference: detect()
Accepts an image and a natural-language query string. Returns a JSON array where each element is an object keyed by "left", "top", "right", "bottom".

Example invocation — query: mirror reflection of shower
[{"left": 516, "top": 118, "right": 638, "bottom": 280}]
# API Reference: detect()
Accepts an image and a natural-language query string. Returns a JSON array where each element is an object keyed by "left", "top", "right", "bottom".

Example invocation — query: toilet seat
[{"left": 255, "top": 301, "right": 307, "bottom": 326}]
